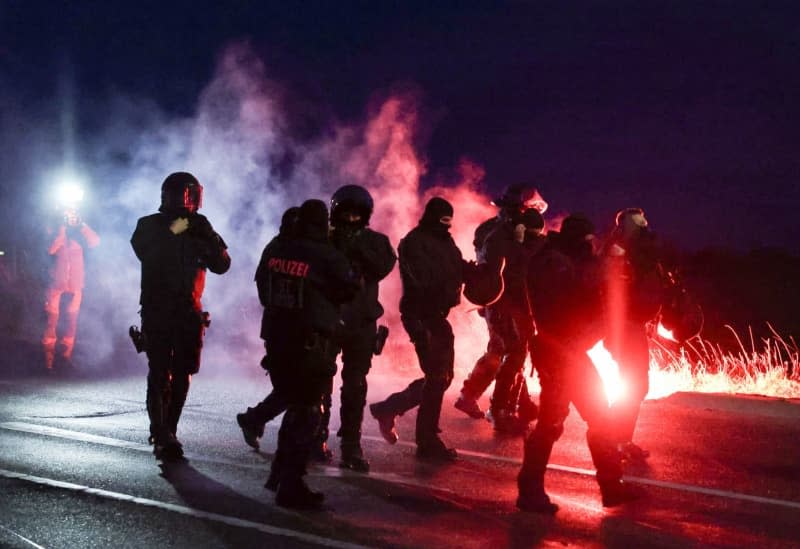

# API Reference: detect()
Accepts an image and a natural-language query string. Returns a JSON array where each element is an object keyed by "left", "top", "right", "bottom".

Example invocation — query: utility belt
[
  {"left": 300, "top": 330, "right": 339, "bottom": 378},
  {"left": 129, "top": 309, "right": 210, "bottom": 353}
]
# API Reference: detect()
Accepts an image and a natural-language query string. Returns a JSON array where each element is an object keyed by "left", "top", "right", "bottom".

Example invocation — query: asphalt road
[{"left": 1, "top": 368, "right": 799, "bottom": 549}]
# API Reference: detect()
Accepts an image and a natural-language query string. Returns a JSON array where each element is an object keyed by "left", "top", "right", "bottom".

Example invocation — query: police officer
[
  {"left": 235, "top": 206, "right": 301, "bottom": 451},
  {"left": 455, "top": 184, "right": 546, "bottom": 422},
  {"left": 481, "top": 207, "right": 545, "bottom": 433},
  {"left": 259, "top": 199, "right": 359, "bottom": 508},
  {"left": 131, "top": 172, "right": 231, "bottom": 461},
  {"left": 369, "top": 197, "right": 464, "bottom": 461},
  {"left": 517, "top": 214, "right": 642, "bottom": 513},
  {"left": 603, "top": 207, "right": 665, "bottom": 462},
  {"left": 314, "top": 185, "right": 396, "bottom": 472}
]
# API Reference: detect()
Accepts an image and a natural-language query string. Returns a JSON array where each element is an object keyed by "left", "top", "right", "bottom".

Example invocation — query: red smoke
[{"left": 340, "top": 94, "right": 505, "bottom": 387}]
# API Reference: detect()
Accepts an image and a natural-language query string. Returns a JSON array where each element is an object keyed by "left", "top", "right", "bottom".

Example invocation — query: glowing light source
[
  {"left": 587, "top": 340, "right": 625, "bottom": 405},
  {"left": 656, "top": 322, "right": 677, "bottom": 342},
  {"left": 55, "top": 179, "right": 85, "bottom": 208},
  {"left": 46, "top": 166, "right": 89, "bottom": 210}
]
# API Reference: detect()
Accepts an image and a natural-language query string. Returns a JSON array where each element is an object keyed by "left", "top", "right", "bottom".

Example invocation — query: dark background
[{"left": 1, "top": 1, "right": 798, "bottom": 350}]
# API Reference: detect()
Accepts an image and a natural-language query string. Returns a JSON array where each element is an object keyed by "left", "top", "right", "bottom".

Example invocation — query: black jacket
[
  {"left": 330, "top": 226, "right": 396, "bottom": 328},
  {"left": 528, "top": 232, "right": 604, "bottom": 347},
  {"left": 256, "top": 230, "right": 359, "bottom": 341},
  {"left": 398, "top": 224, "right": 463, "bottom": 318},
  {"left": 131, "top": 212, "right": 230, "bottom": 312},
  {"left": 481, "top": 221, "right": 545, "bottom": 318},
  {"left": 473, "top": 216, "right": 501, "bottom": 262},
  {"left": 603, "top": 233, "right": 667, "bottom": 324}
]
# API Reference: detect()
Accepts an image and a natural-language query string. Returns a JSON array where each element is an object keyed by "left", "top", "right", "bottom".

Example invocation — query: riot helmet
[
  {"left": 160, "top": 172, "right": 203, "bottom": 214},
  {"left": 330, "top": 184, "right": 373, "bottom": 228},
  {"left": 492, "top": 184, "right": 548, "bottom": 214}
]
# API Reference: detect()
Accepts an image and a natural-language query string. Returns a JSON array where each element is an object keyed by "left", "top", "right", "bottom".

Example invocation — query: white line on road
[
  {"left": 0, "top": 468, "right": 368, "bottom": 549},
  {"left": 0, "top": 421, "right": 449, "bottom": 493},
  {"left": 0, "top": 524, "right": 47, "bottom": 549},
  {"left": 5, "top": 421, "right": 800, "bottom": 511}
]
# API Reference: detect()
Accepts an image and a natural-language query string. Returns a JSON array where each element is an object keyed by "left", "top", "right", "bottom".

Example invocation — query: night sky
[{"left": 2, "top": 1, "right": 799, "bottom": 252}]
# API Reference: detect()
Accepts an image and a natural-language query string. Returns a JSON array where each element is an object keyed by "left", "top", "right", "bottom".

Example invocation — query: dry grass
[{"left": 648, "top": 325, "right": 800, "bottom": 400}]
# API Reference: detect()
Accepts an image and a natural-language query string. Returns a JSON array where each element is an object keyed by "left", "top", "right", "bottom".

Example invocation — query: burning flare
[{"left": 587, "top": 340, "right": 625, "bottom": 405}]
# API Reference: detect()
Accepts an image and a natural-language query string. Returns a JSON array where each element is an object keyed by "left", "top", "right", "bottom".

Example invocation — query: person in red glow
[
  {"left": 602, "top": 207, "right": 667, "bottom": 463},
  {"left": 517, "top": 214, "right": 643, "bottom": 513},
  {"left": 41, "top": 207, "right": 100, "bottom": 372}
]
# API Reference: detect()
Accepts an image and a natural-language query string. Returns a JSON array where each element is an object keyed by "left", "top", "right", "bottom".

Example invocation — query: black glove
[{"left": 188, "top": 216, "right": 217, "bottom": 240}]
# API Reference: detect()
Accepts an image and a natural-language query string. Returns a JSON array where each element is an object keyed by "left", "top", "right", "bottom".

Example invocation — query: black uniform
[
  {"left": 604, "top": 225, "right": 665, "bottom": 455},
  {"left": 131, "top": 210, "right": 230, "bottom": 456},
  {"left": 319, "top": 223, "right": 396, "bottom": 469},
  {"left": 483, "top": 221, "right": 543, "bottom": 426},
  {"left": 369, "top": 197, "right": 463, "bottom": 460},
  {"left": 517, "top": 216, "right": 639, "bottom": 512},
  {"left": 260, "top": 199, "right": 359, "bottom": 507},
  {"left": 457, "top": 212, "right": 544, "bottom": 430},
  {"left": 236, "top": 207, "right": 301, "bottom": 451}
]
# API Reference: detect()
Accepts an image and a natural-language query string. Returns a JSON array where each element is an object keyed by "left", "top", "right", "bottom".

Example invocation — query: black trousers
[
  {"left": 317, "top": 321, "right": 375, "bottom": 451},
  {"left": 242, "top": 344, "right": 290, "bottom": 429},
  {"left": 267, "top": 325, "right": 335, "bottom": 484},
  {"left": 518, "top": 335, "right": 621, "bottom": 494},
  {"left": 489, "top": 308, "right": 535, "bottom": 413},
  {"left": 142, "top": 308, "right": 204, "bottom": 442},
  {"left": 378, "top": 314, "right": 454, "bottom": 445}
]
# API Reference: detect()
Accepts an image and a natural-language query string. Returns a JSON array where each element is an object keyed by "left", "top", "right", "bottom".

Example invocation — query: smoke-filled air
[{"left": 4, "top": 41, "right": 797, "bottom": 401}]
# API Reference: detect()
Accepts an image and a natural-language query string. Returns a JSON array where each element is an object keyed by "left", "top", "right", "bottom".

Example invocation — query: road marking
[
  {"left": 5, "top": 422, "right": 800, "bottom": 511},
  {"left": 0, "top": 524, "right": 47, "bottom": 549},
  {"left": 0, "top": 422, "right": 449, "bottom": 493},
  {"left": 362, "top": 435, "right": 800, "bottom": 510},
  {"left": 1, "top": 421, "right": 149, "bottom": 451},
  {"left": 0, "top": 468, "right": 368, "bottom": 549}
]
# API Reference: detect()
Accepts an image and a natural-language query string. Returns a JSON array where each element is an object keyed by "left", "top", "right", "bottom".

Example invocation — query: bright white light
[
  {"left": 587, "top": 339, "right": 625, "bottom": 405},
  {"left": 656, "top": 322, "right": 677, "bottom": 342},
  {"left": 50, "top": 169, "right": 87, "bottom": 209},
  {"left": 56, "top": 181, "right": 85, "bottom": 207}
]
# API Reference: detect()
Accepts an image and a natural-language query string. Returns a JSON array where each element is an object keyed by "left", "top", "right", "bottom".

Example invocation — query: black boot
[
  {"left": 153, "top": 432, "right": 184, "bottom": 461},
  {"left": 516, "top": 390, "right": 539, "bottom": 424},
  {"left": 369, "top": 402, "right": 399, "bottom": 444},
  {"left": 236, "top": 412, "right": 262, "bottom": 450},
  {"left": 600, "top": 480, "right": 645, "bottom": 507},
  {"left": 264, "top": 467, "right": 280, "bottom": 492},
  {"left": 416, "top": 437, "right": 457, "bottom": 462},
  {"left": 487, "top": 407, "right": 528, "bottom": 435},
  {"left": 275, "top": 478, "right": 325, "bottom": 509},
  {"left": 516, "top": 487, "right": 559, "bottom": 514},
  {"left": 454, "top": 392, "right": 485, "bottom": 419},
  {"left": 618, "top": 441, "right": 650, "bottom": 463},
  {"left": 339, "top": 443, "right": 370, "bottom": 473}
]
